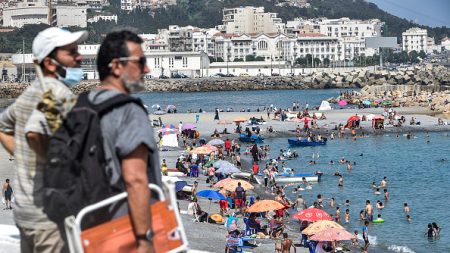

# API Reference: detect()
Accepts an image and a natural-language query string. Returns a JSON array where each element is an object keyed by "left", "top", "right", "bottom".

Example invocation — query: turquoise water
[
  {"left": 136, "top": 89, "right": 347, "bottom": 112},
  {"left": 263, "top": 133, "right": 450, "bottom": 253}
]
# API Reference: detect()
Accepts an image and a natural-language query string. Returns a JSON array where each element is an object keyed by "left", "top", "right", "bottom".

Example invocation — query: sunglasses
[{"left": 109, "top": 56, "right": 147, "bottom": 69}]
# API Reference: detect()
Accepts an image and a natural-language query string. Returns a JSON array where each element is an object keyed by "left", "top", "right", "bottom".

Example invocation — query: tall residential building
[
  {"left": 402, "top": 27, "right": 427, "bottom": 53},
  {"left": 218, "top": 6, "right": 284, "bottom": 34}
]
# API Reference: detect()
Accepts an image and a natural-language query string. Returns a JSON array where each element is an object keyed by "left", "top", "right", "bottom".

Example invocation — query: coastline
[{"left": 153, "top": 107, "right": 450, "bottom": 137}]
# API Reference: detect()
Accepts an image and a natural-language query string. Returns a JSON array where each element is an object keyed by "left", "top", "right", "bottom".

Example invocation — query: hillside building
[
  {"left": 402, "top": 27, "right": 427, "bottom": 53},
  {"left": 218, "top": 6, "right": 284, "bottom": 34}
]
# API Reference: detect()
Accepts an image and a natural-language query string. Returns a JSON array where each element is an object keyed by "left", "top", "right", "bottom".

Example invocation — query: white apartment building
[
  {"left": 55, "top": 5, "right": 87, "bottom": 28},
  {"left": 283, "top": 33, "right": 340, "bottom": 63},
  {"left": 441, "top": 37, "right": 450, "bottom": 51},
  {"left": 120, "top": 0, "right": 135, "bottom": 11},
  {"left": 219, "top": 6, "right": 284, "bottom": 34},
  {"left": 139, "top": 33, "right": 168, "bottom": 52},
  {"left": 192, "top": 28, "right": 219, "bottom": 57},
  {"left": 87, "top": 14, "right": 117, "bottom": 23},
  {"left": 2, "top": 2, "right": 48, "bottom": 28},
  {"left": 212, "top": 32, "right": 341, "bottom": 64},
  {"left": 402, "top": 27, "right": 427, "bottom": 53}
]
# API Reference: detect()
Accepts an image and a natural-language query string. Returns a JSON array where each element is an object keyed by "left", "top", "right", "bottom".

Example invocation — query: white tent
[
  {"left": 318, "top": 101, "right": 332, "bottom": 111},
  {"left": 161, "top": 133, "right": 179, "bottom": 147}
]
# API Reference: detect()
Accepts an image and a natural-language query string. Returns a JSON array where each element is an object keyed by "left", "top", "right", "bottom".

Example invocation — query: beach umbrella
[
  {"left": 197, "top": 190, "right": 226, "bottom": 200},
  {"left": 347, "top": 115, "right": 361, "bottom": 122},
  {"left": 293, "top": 208, "right": 333, "bottom": 222},
  {"left": 175, "top": 181, "right": 187, "bottom": 192},
  {"left": 213, "top": 160, "right": 233, "bottom": 168},
  {"left": 151, "top": 104, "right": 160, "bottom": 109},
  {"left": 215, "top": 165, "right": 240, "bottom": 174},
  {"left": 189, "top": 145, "right": 217, "bottom": 155},
  {"left": 218, "top": 120, "right": 232, "bottom": 125},
  {"left": 162, "top": 124, "right": 177, "bottom": 129},
  {"left": 159, "top": 125, "right": 178, "bottom": 133},
  {"left": 213, "top": 178, "right": 236, "bottom": 188},
  {"left": 196, "top": 190, "right": 226, "bottom": 222},
  {"left": 208, "top": 139, "right": 225, "bottom": 146},
  {"left": 209, "top": 214, "right": 225, "bottom": 223},
  {"left": 371, "top": 115, "right": 384, "bottom": 120},
  {"left": 338, "top": 100, "right": 348, "bottom": 106},
  {"left": 233, "top": 117, "right": 247, "bottom": 122},
  {"left": 182, "top": 123, "right": 196, "bottom": 130},
  {"left": 153, "top": 110, "right": 166, "bottom": 115},
  {"left": 309, "top": 228, "right": 353, "bottom": 242},
  {"left": 166, "top": 104, "right": 177, "bottom": 110},
  {"left": 222, "top": 180, "right": 254, "bottom": 192},
  {"left": 362, "top": 100, "right": 371, "bottom": 105},
  {"left": 246, "top": 200, "right": 284, "bottom": 213},
  {"left": 381, "top": 100, "right": 392, "bottom": 106},
  {"left": 204, "top": 159, "right": 217, "bottom": 167},
  {"left": 302, "top": 220, "right": 344, "bottom": 236}
]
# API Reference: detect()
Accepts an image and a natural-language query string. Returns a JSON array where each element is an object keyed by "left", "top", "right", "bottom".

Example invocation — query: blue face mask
[
  {"left": 51, "top": 59, "right": 84, "bottom": 87},
  {"left": 59, "top": 67, "right": 84, "bottom": 87}
]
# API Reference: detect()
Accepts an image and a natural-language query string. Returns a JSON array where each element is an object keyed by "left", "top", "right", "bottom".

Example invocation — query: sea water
[
  {"left": 262, "top": 133, "right": 450, "bottom": 253},
  {"left": 136, "top": 89, "right": 348, "bottom": 112}
]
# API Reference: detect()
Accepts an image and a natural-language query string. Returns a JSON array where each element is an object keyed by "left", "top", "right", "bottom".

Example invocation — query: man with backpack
[
  {"left": 0, "top": 27, "right": 87, "bottom": 252},
  {"left": 87, "top": 30, "right": 160, "bottom": 253}
]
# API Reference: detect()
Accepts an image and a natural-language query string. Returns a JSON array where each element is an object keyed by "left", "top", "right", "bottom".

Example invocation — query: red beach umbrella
[{"left": 292, "top": 208, "right": 332, "bottom": 222}]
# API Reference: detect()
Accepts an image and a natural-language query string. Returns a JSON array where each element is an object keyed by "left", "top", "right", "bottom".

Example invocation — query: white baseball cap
[{"left": 32, "top": 27, "right": 88, "bottom": 63}]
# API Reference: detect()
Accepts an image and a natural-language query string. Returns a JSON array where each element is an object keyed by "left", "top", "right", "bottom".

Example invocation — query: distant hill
[
  {"left": 107, "top": 0, "right": 449, "bottom": 42},
  {"left": 1, "top": 0, "right": 448, "bottom": 53}
]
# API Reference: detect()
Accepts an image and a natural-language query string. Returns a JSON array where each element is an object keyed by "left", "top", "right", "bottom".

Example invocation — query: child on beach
[{"left": 352, "top": 230, "right": 359, "bottom": 246}]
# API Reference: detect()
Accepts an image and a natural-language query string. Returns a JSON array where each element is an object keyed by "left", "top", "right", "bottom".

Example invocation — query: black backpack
[{"left": 43, "top": 90, "right": 146, "bottom": 226}]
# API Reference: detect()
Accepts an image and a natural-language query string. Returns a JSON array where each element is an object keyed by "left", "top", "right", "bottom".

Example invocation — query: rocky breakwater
[{"left": 1, "top": 64, "right": 448, "bottom": 98}]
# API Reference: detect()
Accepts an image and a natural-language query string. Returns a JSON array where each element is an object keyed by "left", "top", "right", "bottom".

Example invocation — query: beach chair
[
  {"left": 64, "top": 180, "right": 189, "bottom": 253},
  {"left": 243, "top": 218, "right": 257, "bottom": 236}
]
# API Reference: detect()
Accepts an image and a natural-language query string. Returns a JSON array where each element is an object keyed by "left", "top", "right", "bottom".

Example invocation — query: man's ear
[
  {"left": 110, "top": 59, "right": 123, "bottom": 77},
  {"left": 42, "top": 57, "right": 57, "bottom": 73}
]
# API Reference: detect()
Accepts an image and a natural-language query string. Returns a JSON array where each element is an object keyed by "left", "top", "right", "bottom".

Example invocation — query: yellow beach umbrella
[{"left": 189, "top": 144, "right": 217, "bottom": 155}]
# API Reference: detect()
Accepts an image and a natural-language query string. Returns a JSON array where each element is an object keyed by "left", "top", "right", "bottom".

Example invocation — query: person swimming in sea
[{"left": 374, "top": 188, "right": 381, "bottom": 195}]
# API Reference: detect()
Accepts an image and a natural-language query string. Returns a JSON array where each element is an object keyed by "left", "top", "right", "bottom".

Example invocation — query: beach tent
[
  {"left": 161, "top": 133, "right": 178, "bottom": 147},
  {"left": 346, "top": 115, "right": 361, "bottom": 128},
  {"left": 318, "top": 101, "right": 332, "bottom": 111},
  {"left": 372, "top": 115, "right": 384, "bottom": 129}
]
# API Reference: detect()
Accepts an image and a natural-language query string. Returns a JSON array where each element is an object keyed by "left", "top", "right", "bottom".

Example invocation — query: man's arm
[
  {"left": 0, "top": 132, "right": 15, "bottom": 155},
  {"left": 122, "top": 144, "right": 154, "bottom": 253},
  {"left": 26, "top": 132, "right": 49, "bottom": 159}
]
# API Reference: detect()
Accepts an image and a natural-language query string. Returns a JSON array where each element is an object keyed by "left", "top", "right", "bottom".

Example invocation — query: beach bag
[
  {"left": 80, "top": 200, "right": 182, "bottom": 253},
  {"left": 43, "top": 91, "right": 145, "bottom": 225}
]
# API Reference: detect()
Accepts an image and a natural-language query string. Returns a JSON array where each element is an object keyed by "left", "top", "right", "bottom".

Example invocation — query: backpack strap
[{"left": 77, "top": 90, "right": 147, "bottom": 118}]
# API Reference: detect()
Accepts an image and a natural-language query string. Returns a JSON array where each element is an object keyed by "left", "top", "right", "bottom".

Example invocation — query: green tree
[
  {"left": 245, "top": 55, "right": 256, "bottom": 61},
  {"left": 323, "top": 58, "right": 331, "bottom": 67}
]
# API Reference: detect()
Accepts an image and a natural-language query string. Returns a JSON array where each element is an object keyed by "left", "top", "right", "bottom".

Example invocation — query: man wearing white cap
[{"left": 0, "top": 27, "right": 87, "bottom": 253}]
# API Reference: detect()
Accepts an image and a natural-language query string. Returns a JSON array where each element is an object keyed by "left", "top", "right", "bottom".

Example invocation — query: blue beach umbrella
[
  {"left": 175, "top": 181, "right": 187, "bottom": 192},
  {"left": 196, "top": 190, "right": 226, "bottom": 221},
  {"left": 197, "top": 190, "right": 226, "bottom": 200},
  {"left": 362, "top": 100, "right": 371, "bottom": 105}
]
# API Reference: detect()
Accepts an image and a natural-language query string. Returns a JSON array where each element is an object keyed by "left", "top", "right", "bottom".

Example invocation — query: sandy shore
[{"left": 153, "top": 106, "right": 450, "bottom": 139}]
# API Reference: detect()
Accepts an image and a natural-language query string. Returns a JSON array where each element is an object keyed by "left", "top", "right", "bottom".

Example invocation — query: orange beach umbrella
[{"left": 246, "top": 200, "right": 284, "bottom": 213}]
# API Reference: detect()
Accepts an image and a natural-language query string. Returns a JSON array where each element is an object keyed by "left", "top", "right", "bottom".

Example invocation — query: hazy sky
[{"left": 368, "top": 0, "right": 450, "bottom": 27}]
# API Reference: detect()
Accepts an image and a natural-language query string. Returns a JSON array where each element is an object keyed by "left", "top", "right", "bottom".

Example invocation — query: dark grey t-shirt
[{"left": 89, "top": 89, "right": 162, "bottom": 192}]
